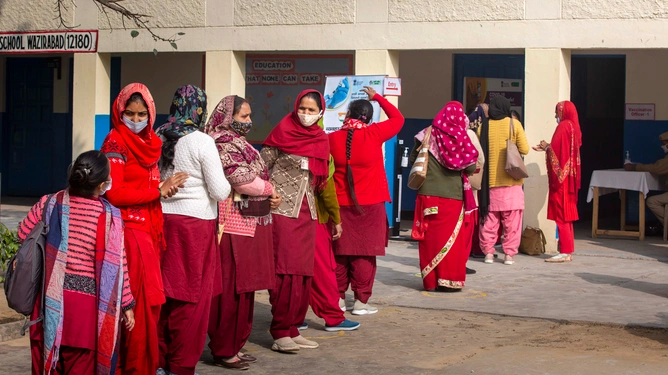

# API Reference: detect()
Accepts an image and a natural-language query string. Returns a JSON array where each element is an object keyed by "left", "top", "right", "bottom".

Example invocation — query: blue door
[{"left": 5, "top": 58, "right": 63, "bottom": 196}]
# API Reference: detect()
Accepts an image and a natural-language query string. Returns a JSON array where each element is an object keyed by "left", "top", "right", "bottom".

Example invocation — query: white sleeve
[{"left": 200, "top": 136, "right": 231, "bottom": 202}]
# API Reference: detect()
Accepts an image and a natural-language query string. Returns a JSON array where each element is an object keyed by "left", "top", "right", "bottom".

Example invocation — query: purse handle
[
  {"left": 423, "top": 126, "right": 433, "bottom": 149},
  {"left": 508, "top": 116, "right": 515, "bottom": 141}
]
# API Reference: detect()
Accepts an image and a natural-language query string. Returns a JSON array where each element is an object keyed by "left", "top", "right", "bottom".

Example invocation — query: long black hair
[
  {"left": 68, "top": 150, "right": 110, "bottom": 197},
  {"left": 345, "top": 99, "right": 373, "bottom": 213}
]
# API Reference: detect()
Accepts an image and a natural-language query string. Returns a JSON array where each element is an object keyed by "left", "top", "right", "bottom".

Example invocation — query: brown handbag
[
  {"left": 408, "top": 127, "right": 432, "bottom": 190},
  {"left": 519, "top": 226, "right": 547, "bottom": 256},
  {"left": 505, "top": 118, "right": 529, "bottom": 180}
]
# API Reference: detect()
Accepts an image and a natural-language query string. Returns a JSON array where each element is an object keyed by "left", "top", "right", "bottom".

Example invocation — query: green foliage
[{"left": 0, "top": 223, "right": 20, "bottom": 283}]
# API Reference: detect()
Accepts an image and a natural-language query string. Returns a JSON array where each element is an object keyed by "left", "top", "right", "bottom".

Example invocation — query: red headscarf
[
  {"left": 263, "top": 89, "right": 330, "bottom": 189},
  {"left": 550, "top": 101, "right": 582, "bottom": 193},
  {"left": 111, "top": 83, "right": 162, "bottom": 167}
]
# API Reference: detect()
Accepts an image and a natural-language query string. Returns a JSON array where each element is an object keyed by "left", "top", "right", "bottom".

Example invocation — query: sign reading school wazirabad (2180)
[{"left": 0, "top": 30, "right": 98, "bottom": 53}]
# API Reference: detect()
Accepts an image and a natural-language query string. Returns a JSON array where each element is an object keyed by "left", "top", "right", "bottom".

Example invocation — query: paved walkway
[{"left": 2, "top": 203, "right": 668, "bottom": 373}]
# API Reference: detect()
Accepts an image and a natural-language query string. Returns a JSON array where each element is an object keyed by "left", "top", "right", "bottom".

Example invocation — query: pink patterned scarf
[{"left": 416, "top": 101, "right": 478, "bottom": 213}]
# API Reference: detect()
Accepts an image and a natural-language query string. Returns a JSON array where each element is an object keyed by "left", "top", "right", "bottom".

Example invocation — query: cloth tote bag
[{"left": 505, "top": 118, "right": 528, "bottom": 180}]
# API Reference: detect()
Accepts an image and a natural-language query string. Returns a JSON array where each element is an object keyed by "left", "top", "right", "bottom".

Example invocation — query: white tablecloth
[{"left": 586, "top": 169, "right": 664, "bottom": 203}]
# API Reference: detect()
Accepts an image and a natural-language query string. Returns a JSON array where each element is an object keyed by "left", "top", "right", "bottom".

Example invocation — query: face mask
[
  {"left": 102, "top": 178, "right": 112, "bottom": 195},
  {"left": 556, "top": 117, "right": 561, "bottom": 124},
  {"left": 662, "top": 145, "right": 668, "bottom": 154},
  {"left": 230, "top": 119, "right": 253, "bottom": 136},
  {"left": 299, "top": 111, "right": 322, "bottom": 127},
  {"left": 123, "top": 116, "right": 149, "bottom": 134}
]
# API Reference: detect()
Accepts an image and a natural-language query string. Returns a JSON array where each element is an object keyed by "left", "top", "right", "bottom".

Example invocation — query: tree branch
[{"left": 55, "top": 0, "right": 178, "bottom": 44}]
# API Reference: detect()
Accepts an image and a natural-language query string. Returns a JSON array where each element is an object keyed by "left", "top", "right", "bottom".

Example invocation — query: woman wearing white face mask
[
  {"left": 328, "top": 86, "right": 404, "bottom": 315},
  {"left": 260, "top": 89, "right": 330, "bottom": 353},
  {"left": 100, "top": 83, "right": 188, "bottom": 374}
]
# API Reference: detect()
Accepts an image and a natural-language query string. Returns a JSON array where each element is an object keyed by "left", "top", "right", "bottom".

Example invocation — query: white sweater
[{"left": 161, "top": 131, "right": 231, "bottom": 220}]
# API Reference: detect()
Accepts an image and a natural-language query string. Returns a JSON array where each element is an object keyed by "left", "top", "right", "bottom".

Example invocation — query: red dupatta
[
  {"left": 111, "top": 83, "right": 161, "bottom": 167},
  {"left": 547, "top": 101, "right": 582, "bottom": 194},
  {"left": 263, "top": 89, "right": 330, "bottom": 189}
]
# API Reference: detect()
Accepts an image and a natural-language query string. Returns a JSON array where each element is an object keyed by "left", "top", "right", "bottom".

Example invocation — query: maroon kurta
[
  {"left": 333, "top": 203, "right": 388, "bottom": 256},
  {"left": 233, "top": 222, "right": 276, "bottom": 293},
  {"left": 159, "top": 215, "right": 218, "bottom": 374},
  {"left": 273, "top": 197, "right": 317, "bottom": 276},
  {"left": 161, "top": 215, "right": 220, "bottom": 302},
  {"left": 208, "top": 224, "right": 273, "bottom": 358}
]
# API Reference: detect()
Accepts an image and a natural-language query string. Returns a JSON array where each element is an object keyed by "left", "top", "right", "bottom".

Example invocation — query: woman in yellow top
[{"left": 477, "top": 96, "right": 529, "bottom": 265}]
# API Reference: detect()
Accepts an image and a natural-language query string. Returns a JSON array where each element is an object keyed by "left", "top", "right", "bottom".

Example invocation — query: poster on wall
[
  {"left": 322, "top": 75, "right": 387, "bottom": 133},
  {"left": 462, "top": 77, "right": 523, "bottom": 115},
  {"left": 625, "top": 103, "right": 655, "bottom": 120},
  {"left": 244, "top": 54, "right": 353, "bottom": 143}
]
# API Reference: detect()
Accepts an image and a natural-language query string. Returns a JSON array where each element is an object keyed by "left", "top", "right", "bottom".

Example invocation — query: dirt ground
[{"left": 2, "top": 292, "right": 667, "bottom": 375}]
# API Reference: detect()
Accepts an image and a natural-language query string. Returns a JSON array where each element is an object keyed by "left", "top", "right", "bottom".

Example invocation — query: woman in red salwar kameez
[
  {"left": 533, "top": 100, "right": 582, "bottom": 262},
  {"left": 101, "top": 83, "right": 188, "bottom": 374}
]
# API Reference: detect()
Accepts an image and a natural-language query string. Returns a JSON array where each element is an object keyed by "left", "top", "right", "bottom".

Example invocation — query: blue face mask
[{"left": 123, "top": 116, "right": 149, "bottom": 134}]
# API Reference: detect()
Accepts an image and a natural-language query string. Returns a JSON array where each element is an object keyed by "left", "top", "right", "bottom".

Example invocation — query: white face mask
[
  {"left": 102, "top": 178, "right": 112, "bottom": 195},
  {"left": 298, "top": 111, "right": 322, "bottom": 127},
  {"left": 123, "top": 116, "right": 149, "bottom": 134},
  {"left": 662, "top": 145, "right": 668, "bottom": 154},
  {"left": 556, "top": 117, "right": 561, "bottom": 124}
]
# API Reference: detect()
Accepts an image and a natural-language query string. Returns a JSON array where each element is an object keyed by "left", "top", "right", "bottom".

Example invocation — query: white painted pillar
[
  {"left": 355, "top": 50, "right": 399, "bottom": 120},
  {"left": 205, "top": 51, "right": 246, "bottom": 115},
  {"left": 72, "top": 53, "right": 110, "bottom": 159},
  {"left": 524, "top": 48, "right": 571, "bottom": 254}
]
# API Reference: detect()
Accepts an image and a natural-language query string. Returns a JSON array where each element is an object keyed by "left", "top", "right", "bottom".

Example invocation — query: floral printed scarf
[{"left": 155, "top": 85, "right": 208, "bottom": 141}]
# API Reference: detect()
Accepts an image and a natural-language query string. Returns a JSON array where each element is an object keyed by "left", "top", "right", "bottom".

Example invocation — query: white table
[{"left": 587, "top": 169, "right": 664, "bottom": 240}]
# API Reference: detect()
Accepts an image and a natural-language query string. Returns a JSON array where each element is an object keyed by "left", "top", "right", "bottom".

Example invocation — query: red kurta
[
  {"left": 546, "top": 101, "right": 582, "bottom": 223},
  {"left": 101, "top": 83, "right": 164, "bottom": 375},
  {"left": 329, "top": 94, "right": 405, "bottom": 206}
]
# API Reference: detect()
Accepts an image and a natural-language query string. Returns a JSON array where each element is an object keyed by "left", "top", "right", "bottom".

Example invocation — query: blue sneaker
[
  {"left": 325, "top": 319, "right": 361, "bottom": 332},
  {"left": 298, "top": 322, "right": 308, "bottom": 330}
]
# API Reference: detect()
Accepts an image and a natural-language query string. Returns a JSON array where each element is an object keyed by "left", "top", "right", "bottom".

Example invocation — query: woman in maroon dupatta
[
  {"left": 261, "top": 89, "right": 330, "bottom": 353},
  {"left": 533, "top": 100, "right": 582, "bottom": 262}
]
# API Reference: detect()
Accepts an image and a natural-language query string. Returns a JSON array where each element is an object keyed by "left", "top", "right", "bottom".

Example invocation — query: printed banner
[
  {"left": 0, "top": 30, "right": 98, "bottom": 53},
  {"left": 322, "top": 75, "right": 386, "bottom": 133},
  {"left": 244, "top": 54, "right": 353, "bottom": 143},
  {"left": 462, "top": 77, "right": 523, "bottom": 116}
]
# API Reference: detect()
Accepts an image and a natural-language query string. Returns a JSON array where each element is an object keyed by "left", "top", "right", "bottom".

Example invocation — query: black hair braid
[{"left": 346, "top": 129, "right": 363, "bottom": 213}]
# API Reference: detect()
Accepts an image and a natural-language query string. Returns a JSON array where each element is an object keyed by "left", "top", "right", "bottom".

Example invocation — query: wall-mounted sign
[
  {"left": 323, "top": 75, "right": 386, "bottom": 133},
  {"left": 244, "top": 54, "right": 353, "bottom": 143},
  {"left": 0, "top": 30, "right": 98, "bottom": 54},
  {"left": 462, "top": 77, "right": 523, "bottom": 115},
  {"left": 383, "top": 77, "right": 402, "bottom": 96},
  {"left": 625, "top": 103, "right": 655, "bottom": 120}
]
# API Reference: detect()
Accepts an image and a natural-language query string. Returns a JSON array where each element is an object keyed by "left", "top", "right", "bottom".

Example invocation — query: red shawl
[
  {"left": 263, "top": 89, "right": 330, "bottom": 189},
  {"left": 111, "top": 83, "right": 161, "bottom": 167},
  {"left": 547, "top": 101, "right": 582, "bottom": 194}
]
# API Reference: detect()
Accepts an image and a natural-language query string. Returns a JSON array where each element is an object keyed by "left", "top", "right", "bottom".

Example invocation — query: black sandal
[{"left": 213, "top": 357, "right": 250, "bottom": 371}]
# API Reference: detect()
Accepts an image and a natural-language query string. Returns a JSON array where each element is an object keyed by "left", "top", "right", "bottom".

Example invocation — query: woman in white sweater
[{"left": 155, "top": 85, "right": 231, "bottom": 375}]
